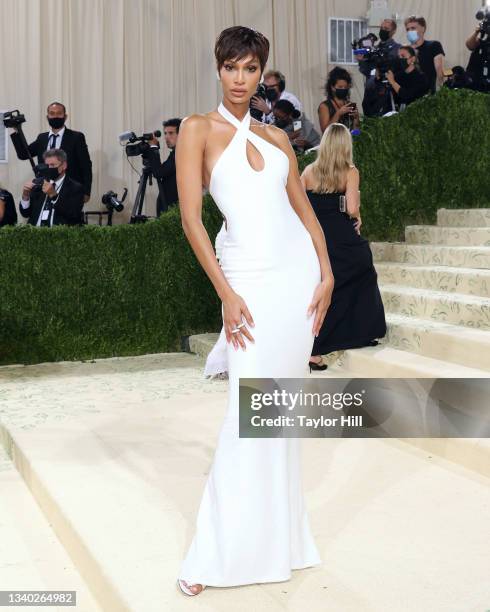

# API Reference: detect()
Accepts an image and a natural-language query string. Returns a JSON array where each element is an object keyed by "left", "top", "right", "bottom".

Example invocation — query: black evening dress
[{"left": 307, "top": 190, "right": 386, "bottom": 355}]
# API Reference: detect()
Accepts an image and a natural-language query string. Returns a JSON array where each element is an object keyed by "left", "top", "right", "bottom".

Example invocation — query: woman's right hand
[
  {"left": 337, "top": 103, "right": 353, "bottom": 117},
  {"left": 222, "top": 290, "right": 255, "bottom": 350}
]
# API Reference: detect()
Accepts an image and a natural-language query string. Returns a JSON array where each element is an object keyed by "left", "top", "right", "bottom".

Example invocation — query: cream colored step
[
  {"left": 385, "top": 313, "right": 490, "bottom": 371},
  {"left": 0, "top": 352, "right": 225, "bottom": 612},
  {"left": 3, "top": 352, "right": 490, "bottom": 612},
  {"left": 437, "top": 208, "right": 490, "bottom": 227},
  {"left": 188, "top": 331, "right": 220, "bottom": 358},
  {"left": 372, "top": 242, "right": 490, "bottom": 269},
  {"left": 380, "top": 284, "right": 490, "bottom": 330},
  {"left": 334, "top": 344, "right": 490, "bottom": 378},
  {"left": 405, "top": 225, "right": 490, "bottom": 246},
  {"left": 376, "top": 262, "right": 490, "bottom": 298},
  {"left": 0, "top": 444, "right": 102, "bottom": 612},
  {"left": 2, "top": 389, "right": 490, "bottom": 611}
]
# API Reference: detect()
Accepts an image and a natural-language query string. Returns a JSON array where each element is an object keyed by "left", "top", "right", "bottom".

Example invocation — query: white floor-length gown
[{"left": 178, "top": 102, "right": 322, "bottom": 587}]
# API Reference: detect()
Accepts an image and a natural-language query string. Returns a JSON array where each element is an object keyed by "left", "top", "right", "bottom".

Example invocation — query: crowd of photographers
[{"left": 1, "top": 10, "right": 488, "bottom": 229}]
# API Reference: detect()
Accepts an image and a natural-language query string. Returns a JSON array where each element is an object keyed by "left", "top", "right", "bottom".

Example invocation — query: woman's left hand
[
  {"left": 353, "top": 215, "right": 362, "bottom": 235},
  {"left": 307, "top": 276, "right": 334, "bottom": 337}
]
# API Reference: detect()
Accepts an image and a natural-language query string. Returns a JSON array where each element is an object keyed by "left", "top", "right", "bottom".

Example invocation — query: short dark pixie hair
[{"left": 215, "top": 26, "right": 270, "bottom": 72}]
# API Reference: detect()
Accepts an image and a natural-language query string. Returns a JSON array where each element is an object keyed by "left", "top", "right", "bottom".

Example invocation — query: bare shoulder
[
  {"left": 179, "top": 113, "right": 211, "bottom": 135},
  {"left": 301, "top": 162, "right": 314, "bottom": 176}
]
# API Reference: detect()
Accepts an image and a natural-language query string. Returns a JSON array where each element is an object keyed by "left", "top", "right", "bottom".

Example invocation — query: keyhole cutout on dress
[{"left": 245, "top": 138, "right": 265, "bottom": 173}]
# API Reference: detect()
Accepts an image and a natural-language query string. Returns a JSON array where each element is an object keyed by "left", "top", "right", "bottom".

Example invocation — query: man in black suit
[
  {"left": 10, "top": 101, "right": 93, "bottom": 202},
  {"left": 19, "top": 149, "right": 85, "bottom": 227},
  {"left": 147, "top": 117, "right": 181, "bottom": 215}
]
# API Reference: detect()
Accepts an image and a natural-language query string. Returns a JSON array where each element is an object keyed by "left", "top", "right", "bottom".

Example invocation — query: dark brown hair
[
  {"left": 404, "top": 15, "right": 427, "bottom": 30},
  {"left": 214, "top": 26, "right": 269, "bottom": 72}
]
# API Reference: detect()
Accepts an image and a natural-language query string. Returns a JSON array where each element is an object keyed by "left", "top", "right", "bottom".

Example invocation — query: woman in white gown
[{"left": 176, "top": 26, "right": 334, "bottom": 595}]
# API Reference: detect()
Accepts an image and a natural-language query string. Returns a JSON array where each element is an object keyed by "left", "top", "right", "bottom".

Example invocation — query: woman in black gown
[{"left": 301, "top": 123, "right": 386, "bottom": 370}]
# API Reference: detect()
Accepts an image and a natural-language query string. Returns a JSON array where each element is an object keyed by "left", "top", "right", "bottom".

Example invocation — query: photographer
[
  {"left": 465, "top": 16, "right": 489, "bottom": 92},
  {"left": 250, "top": 70, "right": 302, "bottom": 124},
  {"left": 404, "top": 15, "right": 445, "bottom": 93},
  {"left": 357, "top": 19, "right": 401, "bottom": 80},
  {"left": 272, "top": 100, "right": 321, "bottom": 152},
  {"left": 19, "top": 149, "right": 85, "bottom": 227},
  {"left": 443, "top": 66, "right": 473, "bottom": 90},
  {"left": 10, "top": 102, "right": 93, "bottom": 202},
  {"left": 147, "top": 118, "right": 181, "bottom": 214},
  {"left": 363, "top": 46, "right": 429, "bottom": 116},
  {"left": 318, "top": 67, "right": 360, "bottom": 133},
  {"left": 386, "top": 46, "right": 430, "bottom": 106},
  {"left": 0, "top": 187, "right": 17, "bottom": 228}
]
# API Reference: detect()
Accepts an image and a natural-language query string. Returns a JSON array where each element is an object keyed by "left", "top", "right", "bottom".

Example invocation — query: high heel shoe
[
  {"left": 308, "top": 359, "right": 328, "bottom": 372},
  {"left": 177, "top": 579, "right": 207, "bottom": 596}
]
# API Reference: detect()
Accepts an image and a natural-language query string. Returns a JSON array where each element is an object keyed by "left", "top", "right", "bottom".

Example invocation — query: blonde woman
[{"left": 301, "top": 123, "right": 386, "bottom": 370}]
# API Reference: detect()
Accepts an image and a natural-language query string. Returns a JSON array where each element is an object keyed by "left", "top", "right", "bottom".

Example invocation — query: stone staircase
[{"left": 372, "top": 207, "right": 490, "bottom": 376}]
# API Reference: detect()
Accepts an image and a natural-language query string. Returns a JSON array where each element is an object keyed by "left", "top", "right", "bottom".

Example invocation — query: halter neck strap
[{"left": 217, "top": 101, "right": 251, "bottom": 131}]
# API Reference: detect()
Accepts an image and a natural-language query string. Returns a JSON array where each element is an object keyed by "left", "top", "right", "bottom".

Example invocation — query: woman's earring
[
  {"left": 216, "top": 71, "right": 221, "bottom": 81},
  {"left": 259, "top": 74, "right": 264, "bottom": 84}
]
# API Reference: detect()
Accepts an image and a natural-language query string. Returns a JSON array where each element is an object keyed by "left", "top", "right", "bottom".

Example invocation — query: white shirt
[
  {"left": 21, "top": 174, "right": 66, "bottom": 227},
  {"left": 46, "top": 126, "right": 66, "bottom": 151},
  {"left": 263, "top": 90, "right": 302, "bottom": 124}
]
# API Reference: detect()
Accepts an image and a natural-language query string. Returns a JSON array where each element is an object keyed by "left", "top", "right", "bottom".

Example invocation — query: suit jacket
[
  {"left": 11, "top": 127, "right": 93, "bottom": 196},
  {"left": 147, "top": 148, "right": 178, "bottom": 214},
  {"left": 19, "top": 176, "right": 85, "bottom": 226}
]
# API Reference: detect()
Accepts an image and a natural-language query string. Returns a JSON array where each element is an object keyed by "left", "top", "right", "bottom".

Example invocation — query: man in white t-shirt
[{"left": 250, "top": 69, "right": 302, "bottom": 124}]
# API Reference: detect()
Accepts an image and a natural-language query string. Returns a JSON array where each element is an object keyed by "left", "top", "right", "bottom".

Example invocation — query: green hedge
[
  {"left": 1, "top": 88, "right": 488, "bottom": 365},
  {"left": 0, "top": 205, "right": 223, "bottom": 365}
]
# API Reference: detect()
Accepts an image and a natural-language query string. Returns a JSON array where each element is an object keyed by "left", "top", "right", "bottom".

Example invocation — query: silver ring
[
  {"left": 231, "top": 328, "right": 241, "bottom": 334},
  {"left": 236, "top": 323, "right": 245, "bottom": 329}
]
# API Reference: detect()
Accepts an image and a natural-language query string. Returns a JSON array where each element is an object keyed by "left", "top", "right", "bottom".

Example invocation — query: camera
[
  {"left": 122, "top": 130, "right": 162, "bottom": 157},
  {"left": 250, "top": 82, "right": 267, "bottom": 121},
  {"left": 0, "top": 189, "right": 10, "bottom": 200},
  {"left": 31, "top": 163, "right": 60, "bottom": 191},
  {"left": 101, "top": 188, "right": 128, "bottom": 212},
  {"left": 352, "top": 34, "right": 395, "bottom": 81},
  {"left": 476, "top": 8, "right": 490, "bottom": 37},
  {"left": 2, "top": 109, "right": 26, "bottom": 129}
]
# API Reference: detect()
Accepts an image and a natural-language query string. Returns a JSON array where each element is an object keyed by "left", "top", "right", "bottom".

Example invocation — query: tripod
[{"left": 130, "top": 161, "right": 152, "bottom": 223}]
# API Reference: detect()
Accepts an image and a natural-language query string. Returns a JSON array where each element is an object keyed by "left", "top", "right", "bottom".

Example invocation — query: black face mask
[
  {"left": 48, "top": 117, "right": 65, "bottom": 130},
  {"left": 46, "top": 167, "right": 61, "bottom": 180},
  {"left": 379, "top": 28, "right": 390, "bottom": 42},
  {"left": 265, "top": 87, "right": 279, "bottom": 101},
  {"left": 399, "top": 58, "right": 409, "bottom": 70},
  {"left": 335, "top": 88, "right": 349, "bottom": 100},
  {"left": 393, "top": 57, "right": 409, "bottom": 72}
]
